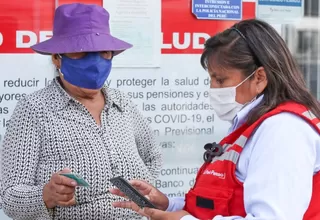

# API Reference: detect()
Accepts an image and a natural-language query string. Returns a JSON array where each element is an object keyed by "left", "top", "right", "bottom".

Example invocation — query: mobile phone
[
  {"left": 60, "top": 173, "right": 90, "bottom": 187},
  {"left": 110, "top": 176, "right": 157, "bottom": 209}
]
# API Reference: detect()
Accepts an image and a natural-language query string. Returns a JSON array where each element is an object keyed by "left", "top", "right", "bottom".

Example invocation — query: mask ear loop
[
  {"left": 239, "top": 70, "right": 259, "bottom": 109},
  {"left": 235, "top": 70, "right": 256, "bottom": 89},
  {"left": 56, "top": 54, "right": 63, "bottom": 76}
]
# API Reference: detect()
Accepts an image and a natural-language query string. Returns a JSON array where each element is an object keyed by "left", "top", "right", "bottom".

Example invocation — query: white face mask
[{"left": 209, "top": 71, "right": 256, "bottom": 122}]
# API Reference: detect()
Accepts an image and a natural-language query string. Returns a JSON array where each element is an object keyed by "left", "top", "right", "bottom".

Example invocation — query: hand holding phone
[
  {"left": 110, "top": 176, "right": 158, "bottom": 209},
  {"left": 60, "top": 173, "right": 90, "bottom": 187}
]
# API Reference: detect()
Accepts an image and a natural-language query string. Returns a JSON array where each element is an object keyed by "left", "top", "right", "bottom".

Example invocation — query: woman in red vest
[{"left": 110, "top": 19, "right": 320, "bottom": 220}]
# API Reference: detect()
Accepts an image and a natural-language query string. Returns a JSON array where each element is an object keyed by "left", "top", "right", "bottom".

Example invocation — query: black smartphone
[{"left": 110, "top": 176, "right": 158, "bottom": 209}]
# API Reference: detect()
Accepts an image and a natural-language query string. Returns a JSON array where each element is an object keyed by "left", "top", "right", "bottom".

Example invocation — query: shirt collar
[
  {"left": 49, "top": 77, "right": 124, "bottom": 112},
  {"left": 228, "top": 94, "right": 264, "bottom": 133}
]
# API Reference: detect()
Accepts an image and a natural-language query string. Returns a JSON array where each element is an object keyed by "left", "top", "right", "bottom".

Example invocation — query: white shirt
[{"left": 167, "top": 95, "right": 320, "bottom": 220}]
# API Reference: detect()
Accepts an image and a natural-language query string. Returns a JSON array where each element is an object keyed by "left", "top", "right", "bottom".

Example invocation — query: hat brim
[{"left": 31, "top": 33, "right": 132, "bottom": 56}]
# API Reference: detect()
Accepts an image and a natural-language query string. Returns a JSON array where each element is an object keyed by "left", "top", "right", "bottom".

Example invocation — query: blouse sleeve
[
  {"left": 130, "top": 100, "right": 162, "bottom": 181},
  {"left": 1, "top": 97, "right": 51, "bottom": 219}
]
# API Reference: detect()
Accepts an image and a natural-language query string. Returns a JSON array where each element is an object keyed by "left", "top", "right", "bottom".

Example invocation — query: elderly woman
[{"left": 0, "top": 3, "right": 162, "bottom": 220}]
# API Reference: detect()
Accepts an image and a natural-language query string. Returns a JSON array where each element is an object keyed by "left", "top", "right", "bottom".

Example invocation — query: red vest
[{"left": 184, "top": 102, "right": 320, "bottom": 219}]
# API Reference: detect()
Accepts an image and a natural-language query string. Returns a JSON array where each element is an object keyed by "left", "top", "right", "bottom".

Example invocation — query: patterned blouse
[{"left": 0, "top": 78, "right": 162, "bottom": 220}]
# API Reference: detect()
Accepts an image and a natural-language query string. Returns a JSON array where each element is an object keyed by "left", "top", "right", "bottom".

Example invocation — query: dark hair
[{"left": 201, "top": 19, "right": 320, "bottom": 124}]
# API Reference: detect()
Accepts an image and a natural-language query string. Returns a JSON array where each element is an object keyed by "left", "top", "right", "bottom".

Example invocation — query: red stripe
[
  {"left": 227, "top": 144, "right": 243, "bottom": 153},
  {"left": 0, "top": 0, "right": 255, "bottom": 54}
]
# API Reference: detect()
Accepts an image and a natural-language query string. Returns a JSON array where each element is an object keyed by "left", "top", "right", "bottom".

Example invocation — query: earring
[{"left": 57, "top": 68, "right": 64, "bottom": 76}]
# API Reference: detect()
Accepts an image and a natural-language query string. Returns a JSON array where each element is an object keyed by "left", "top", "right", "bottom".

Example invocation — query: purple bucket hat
[{"left": 31, "top": 3, "right": 132, "bottom": 56}]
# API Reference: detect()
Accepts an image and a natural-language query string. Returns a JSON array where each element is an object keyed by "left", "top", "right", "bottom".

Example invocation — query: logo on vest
[{"left": 203, "top": 169, "right": 226, "bottom": 179}]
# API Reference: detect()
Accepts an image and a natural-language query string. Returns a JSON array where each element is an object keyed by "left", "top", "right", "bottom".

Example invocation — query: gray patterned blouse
[{"left": 0, "top": 78, "right": 162, "bottom": 220}]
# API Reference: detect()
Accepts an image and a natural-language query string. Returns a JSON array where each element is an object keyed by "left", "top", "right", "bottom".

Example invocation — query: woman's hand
[
  {"left": 42, "top": 168, "right": 77, "bottom": 209},
  {"left": 109, "top": 179, "right": 169, "bottom": 211},
  {"left": 110, "top": 180, "right": 190, "bottom": 219},
  {"left": 142, "top": 209, "right": 190, "bottom": 220}
]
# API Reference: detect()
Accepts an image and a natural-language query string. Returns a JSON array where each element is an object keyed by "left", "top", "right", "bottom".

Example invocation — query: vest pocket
[{"left": 185, "top": 186, "right": 233, "bottom": 218}]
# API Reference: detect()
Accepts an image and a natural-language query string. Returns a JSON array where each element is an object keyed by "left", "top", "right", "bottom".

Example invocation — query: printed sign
[
  {"left": 192, "top": 0, "right": 243, "bottom": 20},
  {"left": 0, "top": 1, "right": 255, "bottom": 219},
  {"left": 0, "top": 0, "right": 255, "bottom": 55},
  {"left": 256, "top": 0, "right": 304, "bottom": 23}
]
